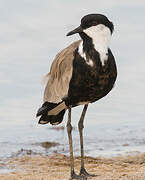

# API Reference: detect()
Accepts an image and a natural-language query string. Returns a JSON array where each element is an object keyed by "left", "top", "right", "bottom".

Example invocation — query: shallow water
[
  {"left": 0, "top": 117, "right": 145, "bottom": 159},
  {"left": 0, "top": 0, "right": 145, "bottom": 160}
]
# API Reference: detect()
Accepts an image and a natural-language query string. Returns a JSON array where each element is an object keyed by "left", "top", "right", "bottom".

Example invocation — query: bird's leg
[
  {"left": 78, "top": 105, "right": 88, "bottom": 170},
  {"left": 78, "top": 104, "right": 97, "bottom": 177},
  {"left": 67, "top": 107, "right": 86, "bottom": 180}
]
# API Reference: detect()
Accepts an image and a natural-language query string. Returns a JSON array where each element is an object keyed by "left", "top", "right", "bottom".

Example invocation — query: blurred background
[{"left": 0, "top": 0, "right": 145, "bottom": 159}]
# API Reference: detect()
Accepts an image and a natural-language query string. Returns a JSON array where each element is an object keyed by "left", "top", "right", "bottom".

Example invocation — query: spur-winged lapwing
[{"left": 36, "top": 14, "right": 117, "bottom": 179}]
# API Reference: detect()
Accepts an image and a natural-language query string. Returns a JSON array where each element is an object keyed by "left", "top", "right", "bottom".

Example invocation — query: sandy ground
[{"left": 1, "top": 153, "right": 145, "bottom": 180}]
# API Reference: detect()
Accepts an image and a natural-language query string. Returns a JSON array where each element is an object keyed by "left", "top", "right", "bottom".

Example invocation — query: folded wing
[{"left": 43, "top": 40, "right": 81, "bottom": 103}]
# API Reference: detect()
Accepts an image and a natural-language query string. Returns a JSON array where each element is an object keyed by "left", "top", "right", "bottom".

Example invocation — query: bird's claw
[
  {"left": 80, "top": 167, "right": 97, "bottom": 177},
  {"left": 70, "top": 170, "right": 87, "bottom": 180}
]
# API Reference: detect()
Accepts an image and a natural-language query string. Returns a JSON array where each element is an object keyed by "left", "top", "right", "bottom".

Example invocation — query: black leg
[
  {"left": 67, "top": 107, "right": 74, "bottom": 174},
  {"left": 67, "top": 107, "right": 87, "bottom": 180},
  {"left": 78, "top": 104, "right": 97, "bottom": 177}
]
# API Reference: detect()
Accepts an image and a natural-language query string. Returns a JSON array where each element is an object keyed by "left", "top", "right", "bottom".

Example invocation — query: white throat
[{"left": 83, "top": 24, "right": 111, "bottom": 66}]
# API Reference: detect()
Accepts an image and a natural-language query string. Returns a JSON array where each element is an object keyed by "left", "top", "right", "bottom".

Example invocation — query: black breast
[{"left": 65, "top": 48, "right": 117, "bottom": 106}]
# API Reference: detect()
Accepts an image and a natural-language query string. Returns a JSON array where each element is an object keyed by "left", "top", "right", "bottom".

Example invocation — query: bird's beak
[{"left": 66, "top": 26, "right": 83, "bottom": 36}]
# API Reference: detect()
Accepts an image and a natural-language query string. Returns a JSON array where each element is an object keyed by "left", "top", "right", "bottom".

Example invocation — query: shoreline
[{"left": 1, "top": 153, "right": 145, "bottom": 179}]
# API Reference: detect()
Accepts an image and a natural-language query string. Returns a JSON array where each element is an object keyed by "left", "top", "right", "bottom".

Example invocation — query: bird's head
[{"left": 67, "top": 14, "right": 114, "bottom": 40}]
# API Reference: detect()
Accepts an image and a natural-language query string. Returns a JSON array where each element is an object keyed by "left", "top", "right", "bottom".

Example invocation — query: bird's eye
[
  {"left": 82, "top": 21, "right": 98, "bottom": 29},
  {"left": 91, "top": 21, "right": 98, "bottom": 26}
]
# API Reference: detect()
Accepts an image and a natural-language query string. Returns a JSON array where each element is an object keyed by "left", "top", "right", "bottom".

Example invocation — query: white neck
[{"left": 83, "top": 24, "right": 111, "bottom": 66}]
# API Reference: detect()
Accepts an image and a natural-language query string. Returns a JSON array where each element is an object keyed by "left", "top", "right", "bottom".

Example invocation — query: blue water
[{"left": 0, "top": 0, "right": 145, "bottom": 159}]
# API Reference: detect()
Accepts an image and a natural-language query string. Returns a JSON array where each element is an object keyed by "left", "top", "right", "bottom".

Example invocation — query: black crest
[{"left": 81, "top": 14, "right": 114, "bottom": 34}]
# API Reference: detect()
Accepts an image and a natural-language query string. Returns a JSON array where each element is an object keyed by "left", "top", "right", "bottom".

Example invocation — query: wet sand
[{"left": 1, "top": 153, "right": 145, "bottom": 180}]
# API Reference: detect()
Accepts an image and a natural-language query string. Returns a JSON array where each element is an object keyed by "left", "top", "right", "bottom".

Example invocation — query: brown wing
[{"left": 43, "top": 40, "right": 81, "bottom": 103}]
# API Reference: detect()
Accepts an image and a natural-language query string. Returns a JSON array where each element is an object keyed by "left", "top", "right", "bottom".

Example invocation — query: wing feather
[{"left": 43, "top": 40, "right": 81, "bottom": 103}]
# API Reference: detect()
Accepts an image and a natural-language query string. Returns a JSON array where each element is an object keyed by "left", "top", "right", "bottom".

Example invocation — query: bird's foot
[
  {"left": 80, "top": 167, "right": 97, "bottom": 177},
  {"left": 70, "top": 170, "right": 87, "bottom": 180}
]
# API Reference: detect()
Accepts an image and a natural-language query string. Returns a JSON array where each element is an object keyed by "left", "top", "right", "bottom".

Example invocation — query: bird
[{"left": 36, "top": 14, "right": 117, "bottom": 180}]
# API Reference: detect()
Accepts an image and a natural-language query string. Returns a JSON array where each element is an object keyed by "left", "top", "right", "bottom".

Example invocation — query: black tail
[{"left": 36, "top": 102, "right": 66, "bottom": 125}]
